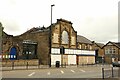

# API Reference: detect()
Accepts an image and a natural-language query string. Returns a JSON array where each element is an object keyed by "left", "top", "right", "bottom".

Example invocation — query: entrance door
[
  {"left": 95, "top": 49, "right": 98, "bottom": 63},
  {"left": 76, "top": 55, "right": 79, "bottom": 65},
  {"left": 10, "top": 47, "right": 17, "bottom": 60}
]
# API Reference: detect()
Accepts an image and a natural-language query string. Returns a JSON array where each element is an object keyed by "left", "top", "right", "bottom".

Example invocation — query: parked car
[{"left": 112, "top": 61, "right": 120, "bottom": 67}]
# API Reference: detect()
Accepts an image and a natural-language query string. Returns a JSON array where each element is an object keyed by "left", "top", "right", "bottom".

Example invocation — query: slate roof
[
  {"left": 111, "top": 42, "right": 120, "bottom": 48},
  {"left": 95, "top": 42, "right": 104, "bottom": 48},
  {"left": 115, "top": 42, "right": 120, "bottom": 47},
  {"left": 103, "top": 41, "right": 120, "bottom": 49},
  {"left": 77, "top": 35, "right": 92, "bottom": 44}
]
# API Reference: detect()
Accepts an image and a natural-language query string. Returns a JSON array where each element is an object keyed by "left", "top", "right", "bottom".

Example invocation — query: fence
[
  {"left": 2, "top": 60, "right": 49, "bottom": 70},
  {"left": 102, "top": 67, "right": 120, "bottom": 79},
  {"left": 2, "top": 60, "right": 78, "bottom": 71}
]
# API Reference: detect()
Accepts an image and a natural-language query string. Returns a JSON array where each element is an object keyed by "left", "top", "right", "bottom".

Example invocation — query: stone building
[
  {"left": 102, "top": 41, "right": 120, "bottom": 64},
  {"left": 92, "top": 41, "right": 104, "bottom": 63},
  {"left": 1, "top": 25, "right": 50, "bottom": 64},
  {"left": 50, "top": 19, "right": 95, "bottom": 65},
  {"left": 77, "top": 35, "right": 95, "bottom": 65},
  {"left": 0, "top": 22, "right": 14, "bottom": 60},
  {"left": 77, "top": 35, "right": 93, "bottom": 50},
  {"left": 1, "top": 19, "right": 96, "bottom": 65}
]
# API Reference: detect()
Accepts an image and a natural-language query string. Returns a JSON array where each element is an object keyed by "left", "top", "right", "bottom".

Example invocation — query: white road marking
[
  {"left": 47, "top": 72, "right": 50, "bottom": 75},
  {"left": 60, "top": 70, "right": 64, "bottom": 74},
  {"left": 71, "top": 70, "right": 75, "bottom": 73},
  {"left": 107, "top": 76, "right": 111, "bottom": 78},
  {"left": 28, "top": 72, "right": 35, "bottom": 77},
  {"left": 80, "top": 69, "right": 85, "bottom": 72}
]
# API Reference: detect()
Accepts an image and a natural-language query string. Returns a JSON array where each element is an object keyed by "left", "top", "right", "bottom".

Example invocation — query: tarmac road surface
[{"left": 2, "top": 65, "right": 119, "bottom": 78}]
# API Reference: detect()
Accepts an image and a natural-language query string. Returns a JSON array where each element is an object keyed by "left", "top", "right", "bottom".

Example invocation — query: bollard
[
  {"left": 26, "top": 62, "right": 28, "bottom": 69},
  {"left": 38, "top": 59, "right": 40, "bottom": 69},
  {"left": 118, "top": 67, "right": 120, "bottom": 77},
  {"left": 12, "top": 61, "right": 14, "bottom": 70},
  {"left": 38, "top": 62, "right": 40, "bottom": 69},
  {"left": 65, "top": 62, "right": 66, "bottom": 68},
  {"left": 38, "top": 63, "right": 40, "bottom": 69},
  {"left": 111, "top": 67, "right": 114, "bottom": 77},
  {"left": 102, "top": 67, "right": 104, "bottom": 79}
]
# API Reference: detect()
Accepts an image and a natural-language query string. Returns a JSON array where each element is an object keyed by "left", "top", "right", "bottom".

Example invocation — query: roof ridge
[{"left": 77, "top": 35, "right": 92, "bottom": 44}]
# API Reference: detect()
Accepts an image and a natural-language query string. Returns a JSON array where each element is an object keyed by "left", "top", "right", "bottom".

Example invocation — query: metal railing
[{"left": 102, "top": 67, "right": 120, "bottom": 79}]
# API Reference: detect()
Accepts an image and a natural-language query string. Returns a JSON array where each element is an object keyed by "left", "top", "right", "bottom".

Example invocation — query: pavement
[
  {"left": 2, "top": 64, "right": 112, "bottom": 71},
  {"left": 2, "top": 65, "right": 120, "bottom": 79}
]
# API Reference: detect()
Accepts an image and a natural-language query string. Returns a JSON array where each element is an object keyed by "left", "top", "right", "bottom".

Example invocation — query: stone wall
[
  {"left": 51, "top": 19, "right": 77, "bottom": 49},
  {"left": 2, "top": 27, "right": 50, "bottom": 65},
  {"left": 2, "top": 59, "right": 39, "bottom": 66}
]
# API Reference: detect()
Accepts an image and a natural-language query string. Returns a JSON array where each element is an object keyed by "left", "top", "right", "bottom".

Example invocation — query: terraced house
[
  {"left": 103, "top": 41, "right": 120, "bottom": 64},
  {"left": 1, "top": 19, "right": 103, "bottom": 66}
]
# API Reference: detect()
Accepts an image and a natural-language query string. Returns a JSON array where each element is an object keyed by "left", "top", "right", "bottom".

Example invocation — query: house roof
[
  {"left": 19, "top": 26, "right": 49, "bottom": 35},
  {"left": 3, "top": 31, "right": 13, "bottom": 37},
  {"left": 77, "top": 35, "right": 92, "bottom": 44},
  {"left": 57, "top": 18, "right": 72, "bottom": 24},
  {"left": 103, "top": 41, "right": 120, "bottom": 48},
  {"left": 95, "top": 42, "right": 104, "bottom": 48},
  {"left": 115, "top": 42, "right": 120, "bottom": 47}
]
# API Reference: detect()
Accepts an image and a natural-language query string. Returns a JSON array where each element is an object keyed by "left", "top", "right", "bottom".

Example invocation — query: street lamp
[
  {"left": 49, "top": 4, "right": 55, "bottom": 67},
  {"left": 51, "top": 4, "right": 55, "bottom": 25}
]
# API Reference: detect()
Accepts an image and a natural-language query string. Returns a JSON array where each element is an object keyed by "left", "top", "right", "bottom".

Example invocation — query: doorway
[{"left": 10, "top": 47, "right": 17, "bottom": 60}]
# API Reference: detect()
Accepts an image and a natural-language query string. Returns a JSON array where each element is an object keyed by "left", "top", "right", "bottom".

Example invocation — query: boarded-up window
[
  {"left": 79, "top": 44, "right": 82, "bottom": 49},
  {"left": 71, "top": 36, "right": 75, "bottom": 45},
  {"left": 90, "top": 45, "right": 92, "bottom": 50},
  {"left": 62, "top": 31, "right": 68, "bottom": 44},
  {"left": 53, "top": 33, "right": 58, "bottom": 43}
]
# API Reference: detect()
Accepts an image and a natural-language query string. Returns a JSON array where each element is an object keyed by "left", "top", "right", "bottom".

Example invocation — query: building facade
[
  {"left": 1, "top": 19, "right": 96, "bottom": 66},
  {"left": 92, "top": 42, "right": 104, "bottom": 63},
  {"left": 103, "top": 41, "right": 120, "bottom": 64},
  {"left": 49, "top": 19, "right": 95, "bottom": 66}
]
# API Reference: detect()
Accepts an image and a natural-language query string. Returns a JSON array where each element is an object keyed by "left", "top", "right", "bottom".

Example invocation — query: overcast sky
[{"left": 0, "top": 0, "right": 119, "bottom": 43}]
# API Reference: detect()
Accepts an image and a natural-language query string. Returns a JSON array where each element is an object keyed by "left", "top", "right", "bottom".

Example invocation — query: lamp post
[
  {"left": 0, "top": 23, "right": 2, "bottom": 61},
  {"left": 51, "top": 4, "right": 55, "bottom": 25},
  {"left": 49, "top": 4, "right": 55, "bottom": 67}
]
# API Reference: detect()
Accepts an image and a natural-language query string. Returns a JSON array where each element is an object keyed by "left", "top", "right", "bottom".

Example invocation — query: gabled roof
[
  {"left": 57, "top": 18, "right": 72, "bottom": 24},
  {"left": 94, "top": 42, "right": 104, "bottom": 48},
  {"left": 115, "top": 42, "right": 120, "bottom": 47},
  {"left": 48, "top": 19, "right": 76, "bottom": 34},
  {"left": 19, "top": 26, "right": 49, "bottom": 36},
  {"left": 77, "top": 35, "right": 92, "bottom": 44},
  {"left": 3, "top": 31, "right": 13, "bottom": 37},
  {"left": 102, "top": 41, "right": 120, "bottom": 49}
]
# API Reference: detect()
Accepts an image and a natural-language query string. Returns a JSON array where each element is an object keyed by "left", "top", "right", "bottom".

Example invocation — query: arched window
[{"left": 62, "top": 30, "right": 69, "bottom": 44}]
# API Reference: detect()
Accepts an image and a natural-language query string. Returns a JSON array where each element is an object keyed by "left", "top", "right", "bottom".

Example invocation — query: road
[{"left": 2, "top": 65, "right": 120, "bottom": 78}]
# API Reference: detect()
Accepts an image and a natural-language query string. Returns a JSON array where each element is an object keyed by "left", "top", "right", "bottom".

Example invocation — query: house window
[
  {"left": 113, "top": 49, "right": 116, "bottom": 53},
  {"left": 109, "top": 48, "right": 112, "bottom": 54},
  {"left": 90, "top": 45, "right": 92, "bottom": 50},
  {"left": 62, "top": 30, "right": 69, "bottom": 44},
  {"left": 79, "top": 44, "right": 82, "bottom": 49},
  {"left": 85, "top": 45, "right": 88, "bottom": 49},
  {"left": 105, "top": 48, "right": 116, "bottom": 54},
  {"left": 105, "top": 49, "right": 109, "bottom": 54}
]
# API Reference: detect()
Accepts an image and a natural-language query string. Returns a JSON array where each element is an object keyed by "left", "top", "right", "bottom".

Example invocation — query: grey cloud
[{"left": 1, "top": 19, "right": 20, "bottom": 35}]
